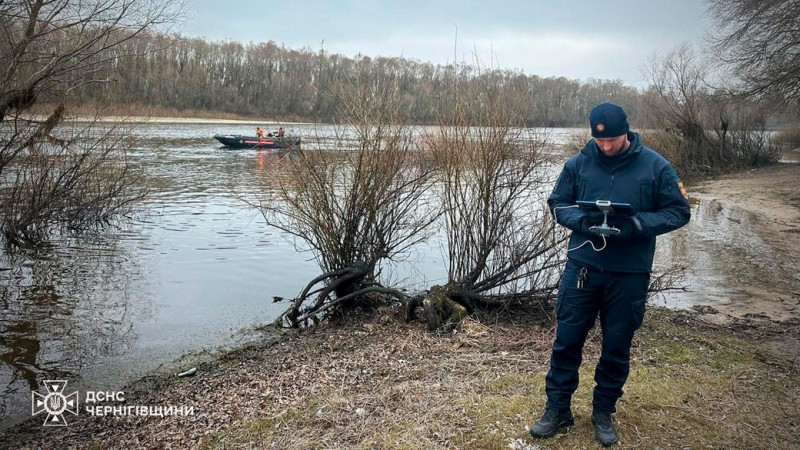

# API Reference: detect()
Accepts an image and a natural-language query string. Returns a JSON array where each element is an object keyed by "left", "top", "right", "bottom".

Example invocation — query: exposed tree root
[{"left": 277, "top": 259, "right": 412, "bottom": 328}]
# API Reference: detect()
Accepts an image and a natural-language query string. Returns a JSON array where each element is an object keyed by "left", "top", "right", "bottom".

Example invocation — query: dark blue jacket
[{"left": 548, "top": 132, "right": 690, "bottom": 273}]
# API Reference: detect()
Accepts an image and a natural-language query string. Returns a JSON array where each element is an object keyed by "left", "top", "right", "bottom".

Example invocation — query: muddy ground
[
  {"left": 2, "top": 163, "right": 799, "bottom": 449},
  {"left": 689, "top": 162, "right": 800, "bottom": 322}
]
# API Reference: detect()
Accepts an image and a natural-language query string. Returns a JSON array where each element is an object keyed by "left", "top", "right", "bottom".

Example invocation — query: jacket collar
[{"left": 581, "top": 131, "right": 642, "bottom": 170}]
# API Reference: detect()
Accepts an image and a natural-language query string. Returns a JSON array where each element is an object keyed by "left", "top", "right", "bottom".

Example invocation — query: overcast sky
[{"left": 182, "top": 0, "right": 710, "bottom": 87}]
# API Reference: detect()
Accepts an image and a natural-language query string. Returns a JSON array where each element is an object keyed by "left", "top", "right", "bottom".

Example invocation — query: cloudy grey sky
[{"left": 182, "top": 0, "right": 710, "bottom": 87}]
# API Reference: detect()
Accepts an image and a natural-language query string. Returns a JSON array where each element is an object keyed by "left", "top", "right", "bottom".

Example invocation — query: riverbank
[
  {"left": 3, "top": 163, "right": 799, "bottom": 449},
  {"left": 3, "top": 307, "right": 798, "bottom": 449}
]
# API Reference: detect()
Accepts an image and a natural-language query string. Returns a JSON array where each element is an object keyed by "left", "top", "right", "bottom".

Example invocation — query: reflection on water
[
  {"left": 652, "top": 188, "right": 799, "bottom": 316},
  {"left": 0, "top": 234, "right": 143, "bottom": 428}
]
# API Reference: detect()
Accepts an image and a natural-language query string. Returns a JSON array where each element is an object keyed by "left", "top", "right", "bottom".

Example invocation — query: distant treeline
[{"left": 70, "top": 33, "right": 641, "bottom": 126}]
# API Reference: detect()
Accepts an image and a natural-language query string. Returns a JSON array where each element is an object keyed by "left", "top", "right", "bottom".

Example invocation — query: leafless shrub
[
  {"left": 2, "top": 116, "right": 146, "bottom": 247},
  {"left": 257, "top": 74, "right": 439, "bottom": 327},
  {"left": 647, "top": 264, "right": 688, "bottom": 299},
  {"left": 636, "top": 129, "right": 691, "bottom": 171},
  {"left": 726, "top": 115, "right": 783, "bottom": 167},
  {"left": 409, "top": 69, "right": 565, "bottom": 331},
  {"left": 0, "top": 0, "right": 182, "bottom": 248}
]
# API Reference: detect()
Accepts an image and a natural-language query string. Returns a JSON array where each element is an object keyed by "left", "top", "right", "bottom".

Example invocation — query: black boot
[
  {"left": 591, "top": 410, "right": 619, "bottom": 447},
  {"left": 529, "top": 408, "right": 574, "bottom": 438}
]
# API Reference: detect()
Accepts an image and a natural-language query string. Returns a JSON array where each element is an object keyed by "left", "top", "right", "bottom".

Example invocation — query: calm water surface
[{"left": 0, "top": 123, "right": 786, "bottom": 429}]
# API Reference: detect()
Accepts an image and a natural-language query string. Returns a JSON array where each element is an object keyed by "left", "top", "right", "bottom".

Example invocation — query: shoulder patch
[{"left": 678, "top": 181, "right": 688, "bottom": 200}]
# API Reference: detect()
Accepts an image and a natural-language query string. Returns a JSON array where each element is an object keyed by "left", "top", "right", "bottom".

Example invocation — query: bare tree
[
  {"left": 0, "top": 0, "right": 182, "bottom": 246},
  {"left": 257, "top": 74, "right": 439, "bottom": 327},
  {"left": 708, "top": 0, "right": 800, "bottom": 107},
  {"left": 409, "top": 68, "right": 565, "bottom": 331},
  {"left": 640, "top": 44, "right": 781, "bottom": 177},
  {"left": 641, "top": 44, "right": 710, "bottom": 141}
]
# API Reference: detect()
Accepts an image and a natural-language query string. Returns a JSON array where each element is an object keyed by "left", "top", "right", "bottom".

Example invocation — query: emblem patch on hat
[{"left": 596, "top": 123, "right": 605, "bottom": 132}]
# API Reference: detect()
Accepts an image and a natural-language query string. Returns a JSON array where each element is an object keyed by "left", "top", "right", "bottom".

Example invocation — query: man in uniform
[{"left": 530, "top": 102, "right": 691, "bottom": 446}]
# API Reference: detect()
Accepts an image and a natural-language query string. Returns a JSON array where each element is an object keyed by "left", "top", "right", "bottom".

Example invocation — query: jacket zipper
[{"left": 610, "top": 175, "right": 615, "bottom": 200}]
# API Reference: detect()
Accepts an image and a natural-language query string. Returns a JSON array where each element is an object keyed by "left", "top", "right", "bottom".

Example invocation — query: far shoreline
[
  {"left": 26, "top": 104, "right": 319, "bottom": 126},
  {"left": 65, "top": 115, "right": 320, "bottom": 126}
]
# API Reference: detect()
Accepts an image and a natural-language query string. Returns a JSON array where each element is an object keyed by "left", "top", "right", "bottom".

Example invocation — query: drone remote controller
[{"left": 579, "top": 200, "right": 631, "bottom": 237}]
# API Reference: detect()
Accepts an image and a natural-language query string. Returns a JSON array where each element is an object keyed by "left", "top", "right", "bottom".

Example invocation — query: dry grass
[{"left": 4, "top": 307, "right": 799, "bottom": 449}]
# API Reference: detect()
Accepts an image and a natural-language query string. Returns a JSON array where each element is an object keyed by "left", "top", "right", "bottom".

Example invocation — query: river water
[{"left": 0, "top": 123, "right": 786, "bottom": 429}]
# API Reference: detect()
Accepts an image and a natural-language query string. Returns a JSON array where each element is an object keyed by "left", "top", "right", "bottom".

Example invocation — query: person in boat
[
  {"left": 255, "top": 127, "right": 264, "bottom": 138},
  {"left": 275, "top": 127, "right": 285, "bottom": 137}
]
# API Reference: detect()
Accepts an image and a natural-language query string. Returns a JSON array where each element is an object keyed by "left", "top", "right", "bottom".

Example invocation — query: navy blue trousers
[{"left": 545, "top": 259, "right": 649, "bottom": 414}]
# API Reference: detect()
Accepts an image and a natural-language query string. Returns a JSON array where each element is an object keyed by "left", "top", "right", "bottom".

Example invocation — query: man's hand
[
  {"left": 609, "top": 217, "right": 637, "bottom": 238},
  {"left": 579, "top": 211, "right": 605, "bottom": 235}
]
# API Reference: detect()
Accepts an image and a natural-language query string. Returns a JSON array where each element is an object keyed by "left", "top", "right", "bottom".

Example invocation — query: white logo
[{"left": 31, "top": 380, "right": 79, "bottom": 426}]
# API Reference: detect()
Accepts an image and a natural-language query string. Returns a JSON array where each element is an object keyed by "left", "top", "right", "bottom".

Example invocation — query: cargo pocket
[{"left": 555, "top": 287, "right": 583, "bottom": 321}]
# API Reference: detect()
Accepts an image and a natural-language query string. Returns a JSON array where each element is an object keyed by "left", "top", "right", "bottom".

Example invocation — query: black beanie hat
[{"left": 589, "top": 102, "right": 629, "bottom": 138}]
